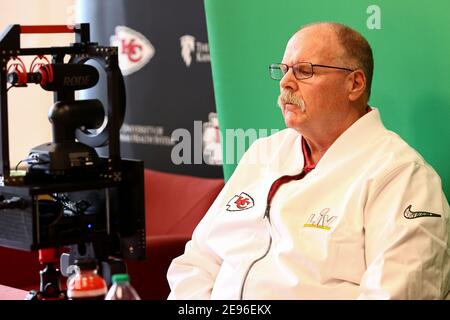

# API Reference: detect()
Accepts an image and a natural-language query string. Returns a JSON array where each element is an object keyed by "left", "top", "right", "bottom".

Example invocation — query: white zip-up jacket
[{"left": 167, "top": 108, "right": 450, "bottom": 299}]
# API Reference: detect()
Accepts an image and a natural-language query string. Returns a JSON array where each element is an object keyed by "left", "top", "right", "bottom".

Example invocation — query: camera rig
[{"left": 0, "top": 24, "right": 145, "bottom": 299}]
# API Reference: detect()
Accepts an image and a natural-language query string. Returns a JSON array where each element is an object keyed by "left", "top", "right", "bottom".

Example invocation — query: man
[{"left": 167, "top": 22, "right": 450, "bottom": 299}]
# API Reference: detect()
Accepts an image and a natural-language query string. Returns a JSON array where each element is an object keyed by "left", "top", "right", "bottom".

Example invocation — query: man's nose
[{"left": 279, "top": 68, "right": 298, "bottom": 92}]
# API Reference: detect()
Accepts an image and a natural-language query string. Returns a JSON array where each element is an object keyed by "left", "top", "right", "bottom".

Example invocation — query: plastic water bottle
[{"left": 105, "top": 273, "right": 141, "bottom": 300}]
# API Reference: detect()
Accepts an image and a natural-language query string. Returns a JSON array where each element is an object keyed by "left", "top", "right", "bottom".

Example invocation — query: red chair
[
  {"left": 0, "top": 247, "right": 40, "bottom": 293},
  {"left": 126, "top": 169, "right": 224, "bottom": 299}
]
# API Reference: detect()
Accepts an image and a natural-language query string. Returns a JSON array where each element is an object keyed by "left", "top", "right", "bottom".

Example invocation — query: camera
[{"left": 0, "top": 24, "right": 146, "bottom": 298}]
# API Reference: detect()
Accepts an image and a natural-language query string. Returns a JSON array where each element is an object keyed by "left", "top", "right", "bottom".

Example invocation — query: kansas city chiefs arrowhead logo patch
[
  {"left": 110, "top": 26, "right": 155, "bottom": 76},
  {"left": 226, "top": 192, "right": 254, "bottom": 211}
]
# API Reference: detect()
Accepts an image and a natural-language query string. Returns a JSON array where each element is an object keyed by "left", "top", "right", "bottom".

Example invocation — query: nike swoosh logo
[{"left": 403, "top": 205, "right": 441, "bottom": 219}]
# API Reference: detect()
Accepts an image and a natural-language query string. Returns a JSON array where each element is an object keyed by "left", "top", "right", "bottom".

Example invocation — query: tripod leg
[{"left": 25, "top": 248, "right": 66, "bottom": 300}]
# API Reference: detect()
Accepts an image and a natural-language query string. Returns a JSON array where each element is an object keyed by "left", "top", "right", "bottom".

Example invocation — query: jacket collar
[
  {"left": 272, "top": 108, "right": 386, "bottom": 176},
  {"left": 314, "top": 107, "right": 386, "bottom": 171}
]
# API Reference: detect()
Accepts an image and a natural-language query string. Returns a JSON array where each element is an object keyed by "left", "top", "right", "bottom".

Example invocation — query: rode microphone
[{"left": 7, "top": 63, "right": 99, "bottom": 91}]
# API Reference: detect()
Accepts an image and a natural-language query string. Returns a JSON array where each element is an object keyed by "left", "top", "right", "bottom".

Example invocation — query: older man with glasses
[{"left": 167, "top": 22, "right": 450, "bottom": 300}]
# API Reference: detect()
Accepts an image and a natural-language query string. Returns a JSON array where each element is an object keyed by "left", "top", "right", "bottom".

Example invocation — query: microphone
[{"left": 7, "top": 63, "right": 99, "bottom": 91}]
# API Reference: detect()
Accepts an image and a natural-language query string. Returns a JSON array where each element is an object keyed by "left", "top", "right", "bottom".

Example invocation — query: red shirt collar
[{"left": 301, "top": 137, "right": 316, "bottom": 173}]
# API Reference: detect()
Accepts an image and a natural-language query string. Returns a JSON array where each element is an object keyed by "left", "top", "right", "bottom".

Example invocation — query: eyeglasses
[{"left": 269, "top": 62, "right": 354, "bottom": 80}]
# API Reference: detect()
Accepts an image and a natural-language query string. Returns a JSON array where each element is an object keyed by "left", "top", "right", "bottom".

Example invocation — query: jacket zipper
[
  {"left": 239, "top": 204, "right": 273, "bottom": 300},
  {"left": 238, "top": 170, "right": 308, "bottom": 299}
]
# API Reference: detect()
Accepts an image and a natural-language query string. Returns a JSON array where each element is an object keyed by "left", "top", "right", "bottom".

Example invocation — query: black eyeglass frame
[{"left": 269, "top": 62, "right": 355, "bottom": 80}]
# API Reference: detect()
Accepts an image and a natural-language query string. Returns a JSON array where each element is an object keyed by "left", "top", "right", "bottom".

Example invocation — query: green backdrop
[{"left": 204, "top": 0, "right": 450, "bottom": 199}]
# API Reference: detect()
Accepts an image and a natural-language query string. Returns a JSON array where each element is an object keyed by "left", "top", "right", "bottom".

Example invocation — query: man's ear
[{"left": 348, "top": 70, "right": 366, "bottom": 101}]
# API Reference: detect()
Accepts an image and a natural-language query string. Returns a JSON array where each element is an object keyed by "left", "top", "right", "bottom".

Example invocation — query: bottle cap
[
  {"left": 111, "top": 273, "right": 130, "bottom": 283},
  {"left": 74, "top": 258, "right": 98, "bottom": 270}
]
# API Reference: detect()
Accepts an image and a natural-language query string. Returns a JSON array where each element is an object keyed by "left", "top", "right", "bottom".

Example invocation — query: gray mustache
[{"left": 278, "top": 91, "right": 305, "bottom": 110}]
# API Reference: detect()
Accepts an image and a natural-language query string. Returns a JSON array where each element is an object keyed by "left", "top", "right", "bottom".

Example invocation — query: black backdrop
[{"left": 77, "top": 0, "right": 223, "bottom": 178}]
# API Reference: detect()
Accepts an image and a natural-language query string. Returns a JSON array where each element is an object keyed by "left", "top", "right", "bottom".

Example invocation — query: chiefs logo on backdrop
[
  {"left": 110, "top": 26, "right": 155, "bottom": 76},
  {"left": 226, "top": 192, "right": 255, "bottom": 211}
]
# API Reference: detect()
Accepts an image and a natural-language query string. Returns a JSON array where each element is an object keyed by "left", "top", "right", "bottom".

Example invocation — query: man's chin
[{"left": 283, "top": 111, "right": 306, "bottom": 128}]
